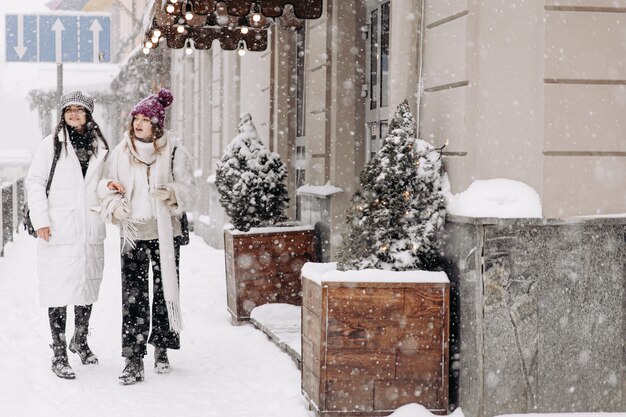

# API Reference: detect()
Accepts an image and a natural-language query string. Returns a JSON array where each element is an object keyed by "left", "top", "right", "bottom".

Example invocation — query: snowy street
[{"left": 0, "top": 226, "right": 313, "bottom": 417}]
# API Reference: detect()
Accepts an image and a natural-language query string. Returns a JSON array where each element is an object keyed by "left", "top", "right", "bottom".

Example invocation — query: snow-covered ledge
[
  {"left": 301, "top": 262, "right": 449, "bottom": 284},
  {"left": 296, "top": 182, "right": 343, "bottom": 197}
]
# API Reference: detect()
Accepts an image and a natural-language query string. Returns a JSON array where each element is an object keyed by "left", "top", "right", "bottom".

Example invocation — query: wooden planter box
[
  {"left": 224, "top": 226, "right": 317, "bottom": 324},
  {"left": 301, "top": 263, "right": 450, "bottom": 417}
]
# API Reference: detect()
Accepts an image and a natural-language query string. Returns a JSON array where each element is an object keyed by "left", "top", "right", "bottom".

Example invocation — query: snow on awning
[{"left": 141, "top": 0, "right": 323, "bottom": 52}]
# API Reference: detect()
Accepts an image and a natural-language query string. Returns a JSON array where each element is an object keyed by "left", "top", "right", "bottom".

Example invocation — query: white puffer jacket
[{"left": 25, "top": 128, "right": 108, "bottom": 307}]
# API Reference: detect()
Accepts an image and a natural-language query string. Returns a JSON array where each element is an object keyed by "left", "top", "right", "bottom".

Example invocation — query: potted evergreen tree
[
  {"left": 216, "top": 113, "right": 316, "bottom": 324},
  {"left": 300, "top": 101, "right": 451, "bottom": 416}
]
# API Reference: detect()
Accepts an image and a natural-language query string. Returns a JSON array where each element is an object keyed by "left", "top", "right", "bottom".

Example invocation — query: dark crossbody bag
[
  {"left": 23, "top": 142, "right": 61, "bottom": 237},
  {"left": 171, "top": 146, "right": 190, "bottom": 246}
]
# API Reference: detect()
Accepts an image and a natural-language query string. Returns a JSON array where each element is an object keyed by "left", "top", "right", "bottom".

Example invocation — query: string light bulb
[
  {"left": 153, "top": 28, "right": 161, "bottom": 38},
  {"left": 252, "top": 3, "right": 261, "bottom": 22},
  {"left": 176, "top": 25, "right": 185, "bottom": 33},
  {"left": 151, "top": 35, "right": 159, "bottom": 44},
  {"left": 185, "top": 38, "right": 193, "bottom": 55},
  {"left": 166, "top": 4, "right": 175, "bottom": 13},
  {"left": 241, "top": 26, "right": 249, "bottom": 34},
  {"left": 170, "top": 0, "right": 178, "bottom": 3},
  {"left": 142, "top": 47, "right": 150, "bottom": 55},
  {"left": 185, "top": 1, "right": 193, "bottom": 20},
  {"left": 237, "top": 41, "right": 246, "bottom": 57},
  {"left": 145, "top": 40, "right": 153, "bottom": 48}
]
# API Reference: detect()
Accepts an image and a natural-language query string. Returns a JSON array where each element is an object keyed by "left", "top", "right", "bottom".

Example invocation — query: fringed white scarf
[{"left": 125, "top": 134, "right": 184, "bottom": 333}]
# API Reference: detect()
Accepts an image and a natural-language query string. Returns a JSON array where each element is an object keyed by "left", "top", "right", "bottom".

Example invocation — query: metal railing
[{"left": 0, "top": 178, "right": 25, "bottom": 257}]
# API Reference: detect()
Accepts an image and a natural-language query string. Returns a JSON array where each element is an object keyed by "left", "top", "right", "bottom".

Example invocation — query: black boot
[
  {"left": 48, "top": 307, "right": 74, "bottom": 379},
  {"left": 119, "top": 357, "right": 144, "bottom": 385},
  {"left": 50, "top": 342, "right": 75, "bottom": 380},
  {"left": 69, "top": 332, "right": 98, "bottom": 365},
  {"left": 69, "top": 305, "right": 98, "bottom": 365},
  {"left": 154, "top": 347, "right": 170, "bottom": 374}
]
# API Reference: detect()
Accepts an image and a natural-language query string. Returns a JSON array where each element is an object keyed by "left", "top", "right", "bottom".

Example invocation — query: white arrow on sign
[
  {"left": 13, "top": 15, "right": 28, "bottom": 59},
  {"left": 89, "top": 19, "right": 103, "bottom": 63},
  {"left": 51, "top": 18, "right": 65, "bottom": 63}
]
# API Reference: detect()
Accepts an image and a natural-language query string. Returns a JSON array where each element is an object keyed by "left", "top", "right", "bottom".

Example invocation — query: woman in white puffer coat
[
  {"left": 98, "top": 88, "right": 196, "bottom": 385},
  {"left": 25, "top": 91, "right": 109, "bottom": 380}
]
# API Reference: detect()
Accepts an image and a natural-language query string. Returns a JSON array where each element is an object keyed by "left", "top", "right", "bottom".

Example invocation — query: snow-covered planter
[
  {"left": 301, "top": 102, "right": 451, "bottom": 415},
  {"left": 217, "top": 114, "right": 316, "bottom": 323},
  {"left": 224, "top": 225, "right": 316, "bottom": 323},
  {"left": 301, "top": 263, "right": 450, "bottom": 416}
]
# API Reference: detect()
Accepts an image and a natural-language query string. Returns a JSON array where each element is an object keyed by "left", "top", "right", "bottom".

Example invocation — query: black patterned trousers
[{"left": 120, "top": 239, "right": 180, "bottom": 359}]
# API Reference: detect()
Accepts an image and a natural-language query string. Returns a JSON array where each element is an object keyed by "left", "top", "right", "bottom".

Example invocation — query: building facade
[{"left": 161, "top": 0, "right": 626, "bottom": 255}]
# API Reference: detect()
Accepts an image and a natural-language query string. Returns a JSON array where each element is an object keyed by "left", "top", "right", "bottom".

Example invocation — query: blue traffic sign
[{"left": 5, "top": 14, "right": 111, "bottom": 63}]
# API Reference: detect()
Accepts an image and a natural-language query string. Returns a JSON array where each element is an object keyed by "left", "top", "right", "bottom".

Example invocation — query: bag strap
[
  {"left": 45, "top": 140, "right": 62, "bottom": 197},
  {"left": 171, "top": 145, "right": 177, "bottom": 180}
]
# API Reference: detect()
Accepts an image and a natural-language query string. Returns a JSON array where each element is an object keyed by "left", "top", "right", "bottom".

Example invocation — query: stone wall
[{"left": 442, "top": 215, "right": 626, "bottom": 417}]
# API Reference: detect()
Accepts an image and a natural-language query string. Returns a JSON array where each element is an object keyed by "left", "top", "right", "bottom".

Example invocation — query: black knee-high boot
[
  {"left": 69, "top": 304, "right": 98, "bottom": 365},
  {"left": 48, "top": 307, "right": 75, "bottom": 379}
]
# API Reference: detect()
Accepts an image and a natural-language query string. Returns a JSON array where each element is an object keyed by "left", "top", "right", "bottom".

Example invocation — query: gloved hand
[
  {"left": 152, "top": 187, "right": 177, "bottom": 207},
  {"left": 113, "top": 204, "right": 130, "bottom": 221},
  {"left": 151, "top": 187, "right": 173, "bottom": 201}
]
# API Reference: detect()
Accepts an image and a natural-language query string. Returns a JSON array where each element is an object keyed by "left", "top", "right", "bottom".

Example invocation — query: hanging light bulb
[
  {"left": 145, "top": 40, "right": 153, "bottom": 48},
  {"left": 151, "top": 35, "right": 159, "bottom": 44},
  {"left": 177, "top": 25, "right": 185, "bottom": 33},
  {"left": 185, "top": 38, "right": 193, "bottom": 55},
  {"left": 153, "top": 28, "right": 161, "bottom": 38},
  {"left": 170, "top": 0, "right": 178, "bottom": 3},
  {"left": 142, "top": 47, "right": 150, "bottom": 55},
  {"left": 237, "top": 41, "right": 246, "bottom": 57},
  {"left": 252, "top": 3, "right": 262, "bottom": 22},
  {"left": 185, "top": 1, "right": 193, "bottom": 20},
  {"left": 166, "top": 4, "right": 175, "bottom": 13},
  {"left": 241, "top": 26, "right": 249, "bottom": 34}
]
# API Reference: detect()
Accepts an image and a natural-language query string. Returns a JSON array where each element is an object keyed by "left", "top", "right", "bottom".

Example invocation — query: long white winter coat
[{"left": 25, "top": 128, "right": 108, "bottom": 307}]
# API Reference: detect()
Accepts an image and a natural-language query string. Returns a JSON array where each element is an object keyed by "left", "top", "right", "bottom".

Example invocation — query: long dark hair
[{"left": 53, "top": 110, "right": 109, "bottom": 156}]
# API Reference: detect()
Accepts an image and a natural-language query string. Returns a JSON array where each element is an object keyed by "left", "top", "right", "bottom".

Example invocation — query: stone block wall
[{"left": 442, "top": 215, "right": 626, "bottom": 417}]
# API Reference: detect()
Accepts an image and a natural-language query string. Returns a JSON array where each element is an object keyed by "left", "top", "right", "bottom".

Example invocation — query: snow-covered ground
[
  {"left": 0, "top": 226, "right": 312, "bottom": 417},
  {"left": 1, "top": 225, "right": 625, "bottom": 417}
]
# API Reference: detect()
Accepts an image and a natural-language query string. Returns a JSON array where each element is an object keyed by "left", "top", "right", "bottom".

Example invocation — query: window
[
  {"left": 365, "top": 1, "right": 391, "bottom": 161},
  {"left": 296, "top": 27, "right": 306, "bottom": 137}
]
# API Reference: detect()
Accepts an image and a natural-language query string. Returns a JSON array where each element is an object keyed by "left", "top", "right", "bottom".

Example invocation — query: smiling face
[
  {"left": 63, "top": 106, "right": 87, "bottom": 131},
  {"left": 133, "top": 114, "right": 154, "bottom": 140}
]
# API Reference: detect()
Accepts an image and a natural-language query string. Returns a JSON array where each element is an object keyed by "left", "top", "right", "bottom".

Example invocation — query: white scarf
[{"left": 123, "top": 134, "right": 184, "bottom": 333}]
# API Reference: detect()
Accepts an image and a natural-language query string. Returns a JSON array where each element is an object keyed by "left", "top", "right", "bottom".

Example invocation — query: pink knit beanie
[{"left": 130, "top": 88, "right": 174, "bottom": 129}]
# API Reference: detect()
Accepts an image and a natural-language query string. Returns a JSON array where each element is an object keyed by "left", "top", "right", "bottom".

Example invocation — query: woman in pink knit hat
[{"left": 98, "top": 88, "right": 196, "bottom": 385}]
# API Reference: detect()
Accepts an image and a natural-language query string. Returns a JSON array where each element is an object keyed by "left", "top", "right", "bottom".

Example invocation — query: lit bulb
[
  {"left": 153, "top": 29, "right": 161, "bottom": 38},
  {"left": 145, "top": 40, "right": 153, "bottom": 48},
  {"left": 166, "top": 4, "right": 175, "bottom": 13},
  {"left": 185, "top": 46, "right": 193, "bottom": 55},
  {"left": 241, "top": 26, "right": 249, "bottom": 34},
  {"left": 238, "top": 46, "right": 246, "bottom": 57},
  {"left": 185, "top": 11, "right": 193, "bottom": 20},
  {"left": 151, "top": 36, "right": 159, "bottom": 43},
  {"left": 177, "top": 25, "right": 185, "bottom": 33},
  {"left": 142, "top": 47, "right": 150, "bottom": 55},
  {"left": 252, "top": 13, "right": 261, "bottom": 23},
  {"left": 170, "top": 0, "right": 178, "bottom": 3}
]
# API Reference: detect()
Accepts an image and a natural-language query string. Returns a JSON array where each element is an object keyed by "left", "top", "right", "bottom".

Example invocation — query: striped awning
[{"left": 142, "top": 0, "right": 323, "bottom": 52}]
